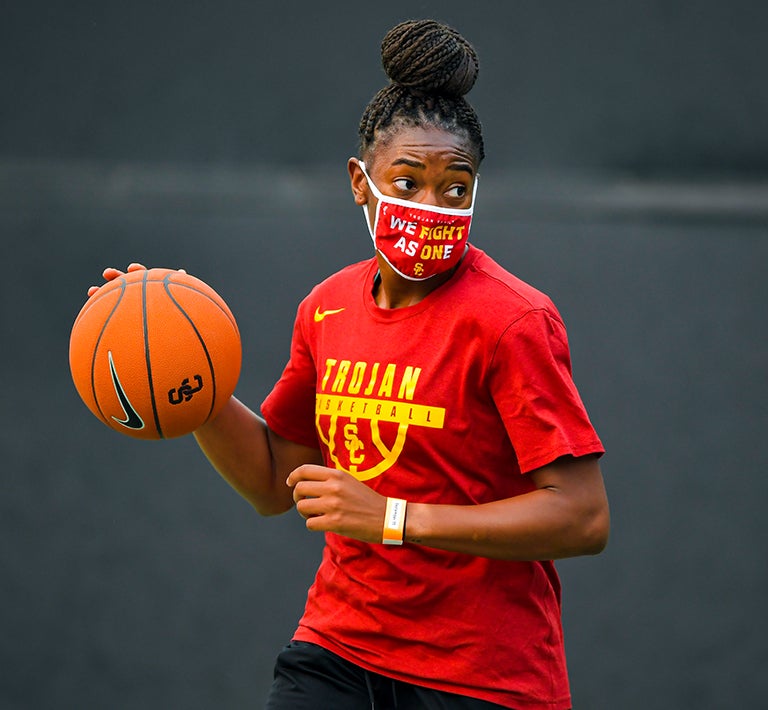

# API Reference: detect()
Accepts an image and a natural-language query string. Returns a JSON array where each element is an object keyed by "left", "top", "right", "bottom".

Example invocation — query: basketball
[{"left": 69, "top": 268, "right": 241, "bottom": 440}]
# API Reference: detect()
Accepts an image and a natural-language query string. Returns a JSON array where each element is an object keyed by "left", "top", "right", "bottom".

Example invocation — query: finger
[
  {"left": 126, "top": 262, "right": 147, "bottom": 272},
  {"left": 286, "top": 464, "right": 333, "bottom": 488},
  {"left": 295, "top": 497, "right": 324, "bottom": 520},
  {"left": 88, "top": 267, "right": 123, "bottom": 296},
  {"left": 292, "top": 480, "right": 326, "bottom": 505}
]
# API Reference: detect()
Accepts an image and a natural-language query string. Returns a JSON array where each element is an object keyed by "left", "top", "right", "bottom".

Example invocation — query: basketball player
[{"left": 95, "top": 20, "right": 609, "bottom": 710}]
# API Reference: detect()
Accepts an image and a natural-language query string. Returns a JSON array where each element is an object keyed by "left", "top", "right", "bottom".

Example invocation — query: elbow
[
  {"left": 580, "top": 504, "right": 610, "bottom": 556},
  {"left": 252, "top": 498, "right": 295, "bottom": 517},
  {"left": 245, "top": 472, "right": 297, "bottom": 517},
  {"left": 555, "top": 497, "right": 610, "bottom": 558}
]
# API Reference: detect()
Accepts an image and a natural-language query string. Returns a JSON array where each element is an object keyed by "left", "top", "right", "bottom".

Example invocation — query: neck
[{"left": 373, "top": 255, "right": 460, "bottom": 309}]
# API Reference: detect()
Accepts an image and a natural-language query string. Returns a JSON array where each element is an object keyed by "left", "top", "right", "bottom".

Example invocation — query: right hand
[
  {"left": 86, "top": 262, "right": 188, "bottom": 297},
  {"left": 87, "top": 262, "right": 147, "bottom": 297}
]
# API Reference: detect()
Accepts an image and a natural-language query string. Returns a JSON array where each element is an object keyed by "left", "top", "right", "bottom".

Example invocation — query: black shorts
[{"left": 265, "top": 640, "right": 509, "bottom": 710}]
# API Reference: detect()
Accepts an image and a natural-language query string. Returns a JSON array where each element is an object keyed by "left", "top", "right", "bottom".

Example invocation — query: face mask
[{"left": 358, "top": 161, "right": 478, "bottom": 281}]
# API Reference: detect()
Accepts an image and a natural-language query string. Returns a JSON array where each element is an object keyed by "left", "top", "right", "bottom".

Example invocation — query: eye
[
  {"left": 393, "top": 177, "right": 417, "bottom": 192},
  {"left": 446, "top": 184, "right": 468, "bottom": 199}
]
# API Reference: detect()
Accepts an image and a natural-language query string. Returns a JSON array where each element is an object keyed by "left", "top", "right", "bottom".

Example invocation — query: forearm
[
  {"left": 405, "top": 492, "right": 605, "bottom": 561},
  {"left": 288, "top": 455, "right": 609, "bottom": 559},
  {"left": 194, "top": 396, "right": 294, "bottom": 515},
  {"left": 404, "top": 456, "right": 610, "bottom": 561}
]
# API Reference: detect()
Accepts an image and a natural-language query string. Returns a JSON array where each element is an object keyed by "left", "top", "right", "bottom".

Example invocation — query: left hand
[{"left": 286, "top": 465, "right": 387, "bottom": 544}]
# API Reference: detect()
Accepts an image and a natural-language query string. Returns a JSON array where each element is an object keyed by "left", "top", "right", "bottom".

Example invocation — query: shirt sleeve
[
  {"left": 260, "top": 304, "right": 320, "bottom": 449},
  {"left": 488, "top": 308, "right": 604, "bottom": 474}
]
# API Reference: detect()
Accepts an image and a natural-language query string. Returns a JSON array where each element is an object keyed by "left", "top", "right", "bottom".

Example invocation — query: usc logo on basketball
[{"left": 315, "top": 358, "right": 445, "bottom": 481}]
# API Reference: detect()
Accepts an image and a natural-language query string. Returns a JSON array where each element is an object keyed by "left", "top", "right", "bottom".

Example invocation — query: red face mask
[{"left": 359, "top": 161, "right": 478, "bottom": 281}]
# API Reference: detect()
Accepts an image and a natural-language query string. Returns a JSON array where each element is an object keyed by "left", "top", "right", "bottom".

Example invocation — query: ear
[{"left": 347, "top": 157, "right": 369, "bottom": 206}]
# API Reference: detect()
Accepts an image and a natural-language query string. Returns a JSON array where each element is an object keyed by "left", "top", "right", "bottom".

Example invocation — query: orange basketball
[{"left": 69, "top": 268, "right": 241, "bottom": 440}]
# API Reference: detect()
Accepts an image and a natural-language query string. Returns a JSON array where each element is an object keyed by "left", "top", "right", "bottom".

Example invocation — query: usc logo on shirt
[{"left": 315, "top": 358, "right": 445, "bottom": 481}]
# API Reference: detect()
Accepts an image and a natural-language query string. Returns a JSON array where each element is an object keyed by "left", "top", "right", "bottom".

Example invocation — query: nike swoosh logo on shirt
[
  {"left": 314, "top": 307, "right": 346, "bottom": 322},
  {"left": 108, "top": 350, "right": 145, "bottom": 430}
]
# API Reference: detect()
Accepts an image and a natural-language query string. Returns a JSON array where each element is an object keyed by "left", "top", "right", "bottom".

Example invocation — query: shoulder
[
  {"left": 314, "top": 258, "right": 375, "bottom": 290},
  {"left": 458, "top": 247, "right": 564, "bottom": 327},
  {"left": 297, "top": 258, "right": 376, "bottom": 314}
]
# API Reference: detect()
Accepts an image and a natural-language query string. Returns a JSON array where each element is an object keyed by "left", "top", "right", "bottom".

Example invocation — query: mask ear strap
[
  {"left": 358, "top": 161, "right": 386, "bottom": 202},
  {"left": 362, "top": 204, "right": 375, "bottom": 240},
  {"left": 357, "top": 162, "right": 378, "bottom": 241},
  {"left": 470, "top": 173, "right": 479, "bottom": 206}
]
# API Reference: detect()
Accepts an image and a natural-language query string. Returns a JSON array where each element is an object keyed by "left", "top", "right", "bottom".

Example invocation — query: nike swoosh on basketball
[
  {"left": 314, "top": 307, "right": 346, "bottom": 322},
  {"left": 108, "top": 351, "right": 145, "bottom": 430}
]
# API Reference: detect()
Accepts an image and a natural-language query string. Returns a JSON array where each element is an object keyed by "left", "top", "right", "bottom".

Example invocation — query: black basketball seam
[
  {"left": 143, "top": 271, "right": 164, "bottom": 438},
  {"left": 160, "top": 278, "right": 239, "bottom": 334},
  {"left": 162, "top": 273, "right": 219, "bottom": 425},
  {"left": 90, "top": 277, "right": 126, "bottom": 427},
  {"left": 82, "top": 270, "right": 238, "bottom": 437},
  {"left": 74, "top": 280, "right": 126, "bottom": 326},
  {"left": 85, "top": 273, "right": 237, "bottom": 333}
]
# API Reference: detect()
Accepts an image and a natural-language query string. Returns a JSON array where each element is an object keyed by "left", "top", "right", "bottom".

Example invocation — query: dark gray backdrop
[{"left": 2, "top": 2, "right": 767, "bottom": 708}]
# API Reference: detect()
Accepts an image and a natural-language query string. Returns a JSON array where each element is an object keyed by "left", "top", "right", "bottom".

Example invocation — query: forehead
[{"left": 368, "top": 124, "right": 478, "bottom": 170}]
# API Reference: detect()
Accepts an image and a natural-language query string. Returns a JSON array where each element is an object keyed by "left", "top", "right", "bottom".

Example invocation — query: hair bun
[{"left": 380, "top": 20, "right": 479, "bottom": 98}]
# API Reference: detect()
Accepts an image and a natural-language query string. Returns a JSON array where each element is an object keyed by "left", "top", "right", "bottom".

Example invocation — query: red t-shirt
[{"left": 261, "top": 245, "right": 604, "bottom": 709}]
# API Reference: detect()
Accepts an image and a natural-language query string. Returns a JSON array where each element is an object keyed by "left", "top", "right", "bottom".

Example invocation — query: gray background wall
[{"left": 2, "top": 1, "right": 767, "bottom": 708}]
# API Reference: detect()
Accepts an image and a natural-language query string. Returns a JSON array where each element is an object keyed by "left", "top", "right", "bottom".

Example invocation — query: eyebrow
[
  {"left": 390, "top": 158, "right": 475, "bottom": 176},
  {"left": 391, "top": 158, "right": 426, "bottom": 169}
]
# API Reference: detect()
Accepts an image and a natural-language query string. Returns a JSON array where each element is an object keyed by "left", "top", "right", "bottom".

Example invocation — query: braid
[
  {"left": 359, "top": 20, "right": 485, "bottom": 162},
  {"left": 359, "top": 85, "right": 401, "bottom": 153}
]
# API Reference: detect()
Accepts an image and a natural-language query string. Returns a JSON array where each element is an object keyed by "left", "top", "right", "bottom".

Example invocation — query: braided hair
[{"left": 359, "top": 20, "right": 485, "bottom": 164}]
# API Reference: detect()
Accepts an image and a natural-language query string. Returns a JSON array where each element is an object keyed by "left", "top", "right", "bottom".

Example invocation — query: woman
[{"left": 94, "top": 19, "right": 609, "bottom": 710}]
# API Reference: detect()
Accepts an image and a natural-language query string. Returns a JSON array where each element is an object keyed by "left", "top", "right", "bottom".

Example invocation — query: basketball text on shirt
[{"left": 315, "top": 357, "right": 446, "bottom": 481}]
